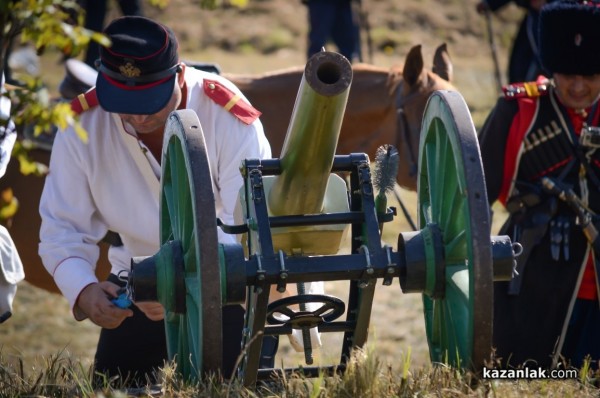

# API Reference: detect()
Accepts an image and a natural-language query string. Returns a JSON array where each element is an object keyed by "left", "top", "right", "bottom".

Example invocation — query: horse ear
[
  {"left": 432, "top": 43, "right": 453, "bottom": 82},
  {"left": 403, "top": 45, "right": 424, "bottom": 87}
]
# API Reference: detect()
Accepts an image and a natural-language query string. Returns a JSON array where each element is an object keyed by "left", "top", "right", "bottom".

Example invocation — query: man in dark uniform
[
  {"left": 479, "top": 0, "right": 600, "bottom": 369},
  {"left": 81, "top": 0, "right": 144, "bottom": 68},
  {"left": 476, "top": 0, "right": 551, "bottom": 83},
  {"left": 303, "top": 0, "right": 361, "bottom": 63}
]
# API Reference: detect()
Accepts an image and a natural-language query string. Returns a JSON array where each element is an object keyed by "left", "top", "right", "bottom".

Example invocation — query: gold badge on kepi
[{"left": 119, "top": 62, "right": 141, "bottom": 78}]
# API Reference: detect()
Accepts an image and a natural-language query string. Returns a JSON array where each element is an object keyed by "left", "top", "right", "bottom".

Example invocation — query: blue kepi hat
[{"left": 95, "top": 16, "right": 180, "bottom": 115}]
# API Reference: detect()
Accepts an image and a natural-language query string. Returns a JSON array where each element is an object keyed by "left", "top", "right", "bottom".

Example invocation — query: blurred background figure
[
  {"left": 3, "top": 42, "right": 40, "bottom": 87},
  {"left": 477, "top": 0, "right": 550, "bottom": 84},
  {"left": 303, "top": 0, "right": 362, "bottom": 63},
  {"left": 80, "top": 0, "right": 144, "bottom": 67},
  {"left": 0, "top": 72, "right": 24, "bottom": 324}
]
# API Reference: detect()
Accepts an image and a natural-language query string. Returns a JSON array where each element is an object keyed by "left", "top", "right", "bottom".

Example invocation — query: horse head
[{"left": 394, "top": 43, "right": 456, "bottom": 191}]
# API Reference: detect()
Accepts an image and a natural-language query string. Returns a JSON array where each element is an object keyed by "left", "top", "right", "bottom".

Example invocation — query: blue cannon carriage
[{"left": 125, "top": 51, "right": 517, "bottom": 387}]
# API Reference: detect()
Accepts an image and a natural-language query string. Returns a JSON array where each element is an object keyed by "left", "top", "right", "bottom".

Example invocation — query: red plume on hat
[
  {"left": 539, "top": 0, "right": 600, "bottom": 76},
  {"left": 95, "top": 16, "right": 180, "bottom": 115}
]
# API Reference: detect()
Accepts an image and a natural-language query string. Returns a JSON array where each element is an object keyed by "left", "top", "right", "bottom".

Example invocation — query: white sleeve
[
  {"left": 214, "top": 117, "right": 271, "bottom": 244},
  {"left": 38, "top": 128, "right": 108, "bottom": 311}
]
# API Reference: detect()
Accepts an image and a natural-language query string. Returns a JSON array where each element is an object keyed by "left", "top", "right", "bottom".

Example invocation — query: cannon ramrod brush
[
  {"left": 374, "top": 144, "right": 399, "bottom": 195},
  {"left": 374, "top": 144, "right": 399, "bottom": 234}
]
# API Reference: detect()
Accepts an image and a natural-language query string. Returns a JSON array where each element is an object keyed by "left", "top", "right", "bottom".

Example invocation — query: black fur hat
[{"left": 539, "top": 0, "right": 600, "bottom": 76}]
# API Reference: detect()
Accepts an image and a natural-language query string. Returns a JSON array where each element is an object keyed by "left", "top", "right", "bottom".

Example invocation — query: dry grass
[{"left": 1, "top": 346, "right": 600, "bottom": 397}]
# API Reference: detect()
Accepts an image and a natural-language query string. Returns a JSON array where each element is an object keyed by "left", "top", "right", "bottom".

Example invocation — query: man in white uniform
[{"left": 38, "top": 16, "right": 271, "bottom": 386}]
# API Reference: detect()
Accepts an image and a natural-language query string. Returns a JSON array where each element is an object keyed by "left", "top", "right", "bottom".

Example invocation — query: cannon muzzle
[{"left": 268, "top": 51, "right": 352, "bottom": 216}]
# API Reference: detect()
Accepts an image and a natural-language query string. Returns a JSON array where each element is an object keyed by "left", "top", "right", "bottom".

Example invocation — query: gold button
[{"left": 209, "top": 83, "right": 215, "bottom": 90}]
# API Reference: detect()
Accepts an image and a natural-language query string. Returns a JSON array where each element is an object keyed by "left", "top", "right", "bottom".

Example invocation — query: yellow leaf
[
  {"left": 17, "top": 155, "right": 47, "bottom": 176},
  {"left": 1, "top": 188, "right": 14, "bottom": 203},
  {"left": 229, "top": 0, "right": 248, "bottom": 7},
  {"left": 74, "top": 124, "right": 89, "bottom": 144},
  {"left": 148, "top": 0, "right": 169, "bottom": 9},
  {"left": 0, "top": 197, "right": 19, "bottom": 220},
  {"left": 18, "top": 155, "right": 38, "bottom": 175},
  {"left": 91, "top": 32, "right": 111, "bottom": 47}
]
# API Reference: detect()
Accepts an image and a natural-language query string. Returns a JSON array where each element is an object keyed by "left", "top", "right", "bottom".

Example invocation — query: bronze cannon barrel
[{"left": 268, "top": 51, "right": 352, "bottom": 216}]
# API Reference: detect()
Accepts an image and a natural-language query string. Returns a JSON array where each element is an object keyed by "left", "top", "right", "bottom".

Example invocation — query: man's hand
[
  {"left": 76, "top": 282, "right": 133, "bottom": 328},
  {"left": 135, "top": 301, "right": 165, "bottom": 321}
]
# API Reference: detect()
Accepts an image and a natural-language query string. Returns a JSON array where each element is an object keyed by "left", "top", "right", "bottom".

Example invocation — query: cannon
[{"left": 125, "top": 51, "right": 517, "bottom": 386}]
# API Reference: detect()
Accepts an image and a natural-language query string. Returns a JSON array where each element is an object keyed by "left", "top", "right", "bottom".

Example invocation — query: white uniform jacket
[{"left": 39, "top": 67, "right": 271, "bottom": 314}]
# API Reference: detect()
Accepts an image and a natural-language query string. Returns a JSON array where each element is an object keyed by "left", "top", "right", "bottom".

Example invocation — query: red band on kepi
[{"left": 101, "top": 74, "right": 173, "bottom": 91}]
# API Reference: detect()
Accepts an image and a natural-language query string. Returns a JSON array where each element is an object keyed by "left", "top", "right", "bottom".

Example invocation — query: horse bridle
[{"left": 395, "top": 81, "right": 420, "bottom": 179}]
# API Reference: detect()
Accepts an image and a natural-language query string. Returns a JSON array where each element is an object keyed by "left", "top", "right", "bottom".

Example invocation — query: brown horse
[{"left": 1, "top": 44, "right": 455, "bottom": 294}]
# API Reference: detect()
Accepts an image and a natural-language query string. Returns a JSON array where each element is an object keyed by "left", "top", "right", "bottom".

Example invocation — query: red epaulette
[
  {"left": 502, "top": 79, "right": 550, "bottom": 99},
  {"left": 203, "top": 79, "right": 261, "bottom": 125},
  {"left": 70, "top": 88, "right": 99, "bottom": 115}
]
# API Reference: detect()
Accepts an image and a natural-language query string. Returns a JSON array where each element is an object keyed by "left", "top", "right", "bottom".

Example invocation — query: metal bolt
[{"left": 302, "top": 327, "right": 313, "bottom": 365}]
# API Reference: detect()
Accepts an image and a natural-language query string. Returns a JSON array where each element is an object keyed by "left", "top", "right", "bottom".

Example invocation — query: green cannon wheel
[
  {"left": 160, "top": 109, "right": 223, "bottom": 378},
  {"left": 418, "top": 90, "right": 493, "bottom": 370}
]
